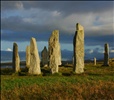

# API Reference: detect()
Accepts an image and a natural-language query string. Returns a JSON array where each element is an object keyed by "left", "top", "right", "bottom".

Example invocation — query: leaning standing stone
[
  {"left": 103, "top": 43, "right": 109, "bottom": 66},
  {"left": 29, "top": 37, "right": 41, "bottom": 75},
  {"left": 73, "top": 23, "right": 84, "bottom": 74},
  {"left": 12, "top": 42, "right": 20, "bottom": 72},
  {"left": 48, "top": 30, "right": 61, "bottom": 74},
  {"left": 26, "top": 45, "right": 30, "bottom": 68}
]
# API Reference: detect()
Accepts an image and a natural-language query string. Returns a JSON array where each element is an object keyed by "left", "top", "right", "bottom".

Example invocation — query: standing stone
[
  {"left": 12, "top": 42, "right": 20, "bottom": 72},
  {"left": 72, "top": 56, "right": 74, "bottom": 65},
  {"left": 28, "top": 37, "right": 41, "bottom": 75},
  {"left": 73, "top": 23, "right": 84, "bottom": 74},
  {"left": 103, "top": 43, "right": 109, "bottom": 66},
  {"left": 94, "top": 57, "right": 96, "bottom": 66},
  {"left": 41, "top": 46, "right": 48, "bottom": 67},
  {"left": 48, "top": 30, "right": 61, "bottom": 74},
  {"left": 26, "top": 45, "right": 30, "bottom": 68},
  {"left": 58, "top": 43, "right": 62, "bottom": 65}
]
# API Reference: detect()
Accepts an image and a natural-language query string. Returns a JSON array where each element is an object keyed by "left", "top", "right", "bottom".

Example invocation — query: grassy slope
[{"left": 1, "top": 63, "right": 114, "bottom": 100}]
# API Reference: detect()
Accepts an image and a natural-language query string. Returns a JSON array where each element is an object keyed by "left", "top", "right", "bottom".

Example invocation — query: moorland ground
[{"left": 1, "top": 62, "right": 114, "bottom": 100}]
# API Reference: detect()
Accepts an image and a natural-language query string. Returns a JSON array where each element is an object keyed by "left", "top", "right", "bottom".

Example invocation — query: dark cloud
[
  {"left": 1, "top": 30, "right": 74, "bottom": 44},
  {"left": 2, "top": 28, "right": 113, "bottom": 49},
  {"left": 85, "top": 35, "right": 114, "bottom": 48},
  {"left": 1, "top": 1, "right": 113, "bottom": 55},
  {"left": 2, "top": 15, "right": 113, "bottom": 45},
  {"left": 1, "top": 31, "right": 50, "bottom": 42},
  {"left": 2, "top": 1, "right": 113, "bottom": 16},
  {"left": 1, "top": 1, "right": 23, "bottom": 10},
  {"left": 1, "top": 1, "right": 113, "bottom": 46},
  {"left": 1, "top": 15, "right": 74, "bottom": 35},
  {"left": 1, "top": 16, "right": 53, "bottom": 33},
  {"left": 1, "top": 15, "right": 74, "bottom": 43},
  {"left": 60, "top": 34, "right": 74, "bottom": 43}
]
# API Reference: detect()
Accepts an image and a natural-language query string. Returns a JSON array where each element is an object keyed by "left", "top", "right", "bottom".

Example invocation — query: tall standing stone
[
  {"left": 94, "top": 57, "right": 96, "bottom": 66},
  {"left": 26, "top": 45, "right": 30, "bottom": 68},
  {"left": 41, "top": 46, "right": 48, "bottom": 66},
  {"left": 73, "top": 23, "right": 84, "bottom": 74},
  {"left": 28, "top": 37, "right": 41, "bottom": 75},
  {"left": 103, "top": 43, "right": 109, "bottom": 66},
  {"left": 72, "top": 56, "right": 74, "bottom": 65},
  {"left": 58, "top": 43, "right": 62, "bottom": 65},
  {"left": 12, "top": 42, "right": 20, "bottom": 72},
  {"left": 48, "top": 30, "right": 61, "bottom": 74}
]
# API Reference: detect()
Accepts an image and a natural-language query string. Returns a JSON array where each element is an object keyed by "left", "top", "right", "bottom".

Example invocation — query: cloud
[
  {"left": 85, "top": 49, "right": 93, "bottom": 54},
  {"left": 85, "top": 47, "right": 104, "bottom": 59},
  {"left": 6, "top": 48, "right": 12, "bottom": 52},
  {"left": 2, "top": 1, "right": 113, "bottom": 15},
  {"left": 2, "top": 9, "right": 113, "bottom": 35},
  {"left": 110, "top": 50, "right": 114, "bottom": 53},
  {"left": 85, "top": 35, "right": 114, "bottom": 48},
  {"left": 1, "top": 1, "right": 24, "bottom": 10},
  {"left": 1, "top": 1, "right": 114, "bottom": 54},
  {"left": 85, "top": 47, "right": 114, "bottom": 60},
  {"left": 2, "top": 1, "right": 113, "bottom": 34}
]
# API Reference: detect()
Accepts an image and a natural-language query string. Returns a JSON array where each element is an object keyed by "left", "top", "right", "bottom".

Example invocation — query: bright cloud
[
  {"left": 6, "top": 48, "right": 12, "bottom": 51},
  {"left": 110, "top": 50, "right": 114, "bottom": 53},
  {"left": 1, "top": 1, "right": 113, "bottom": 60}
]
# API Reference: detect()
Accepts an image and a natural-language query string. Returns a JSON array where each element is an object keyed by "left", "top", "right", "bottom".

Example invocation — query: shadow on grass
[
  {"left": 0, "top": 68, "right": 14, "bottom": 75},
  {"left": 0, "top": 67, "right": 101, "bottom": 77},
  {"left": 0, "top": 68, "right": 28, "bottom": 76},
  {"left": 62, "top": 73, "right": 71, "bottom": 76},
  {"left": 41, "top": 68, "right": 51, "bottom": 76},
  {"left": 1, "top": 66, "right": 113, "bottom": 77}
]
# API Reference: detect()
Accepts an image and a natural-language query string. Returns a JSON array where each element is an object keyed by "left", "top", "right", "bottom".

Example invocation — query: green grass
[{"left": 1, "top": 63, "right": 114, "bottom": 100}]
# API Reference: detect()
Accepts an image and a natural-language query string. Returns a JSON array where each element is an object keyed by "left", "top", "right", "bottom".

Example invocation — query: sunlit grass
[{"left": 1, "top": 62, "right": 114, "bottom": 100}]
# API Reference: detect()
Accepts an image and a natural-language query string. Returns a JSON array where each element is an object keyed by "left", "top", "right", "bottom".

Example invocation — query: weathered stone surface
[
  {"left": 72, "top": 56, "right": 74, "bottom": 65},
  {"left": 58, "top": 43, "right": 62, "bottom": 65},
  {"left": 94, "top": 57, "right": 96, "bottom": 65},
  {"left": 29, "top": 37, "right": 41, "bottom": 75},
  {"left": 48, "top": 30, "right": 61, "bottom": 74},
  {"left": 103, "top": 43, "right": 109, "bottom": 66},
  {"left": 41, "top": 46, "right": 48, "bottom": 66},
  {"left": 26, "top": 45, "right": 30, "bottom": 68},
  {"left": 12, "top": 42, "right": 20, "bottom": 72},
  {"left": 73, "top": 23, "right": 84, "bottom": 74}
]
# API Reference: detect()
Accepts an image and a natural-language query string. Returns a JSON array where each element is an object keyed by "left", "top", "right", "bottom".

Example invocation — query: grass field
[{"left": 1, "top": 62, "right": 114, "bottom": 100}]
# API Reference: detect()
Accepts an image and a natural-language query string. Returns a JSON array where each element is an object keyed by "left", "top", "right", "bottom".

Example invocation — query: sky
[{"left": 1, "top": 1, "right": 114, "bottom": 60}]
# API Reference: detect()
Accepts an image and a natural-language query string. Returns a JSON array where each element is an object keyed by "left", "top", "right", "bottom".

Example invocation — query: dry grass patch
[{"left": 1, "top": 62, "right": 114, "bottom": 100}]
